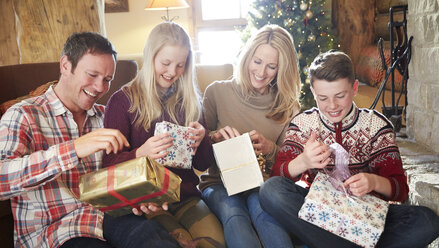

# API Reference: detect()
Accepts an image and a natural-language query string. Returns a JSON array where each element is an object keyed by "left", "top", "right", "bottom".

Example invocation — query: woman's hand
[
  {"left": 135, "top": 133, "right": 173, "bottom": 159},
  {"left": 211, "top": 126, "right": 240, "bottom": 143},
  {"left": 188, "top": 122, "right": 206, "bottom": 155},
  {"left": 132, "top": 202, "right": 169, "bottom": 216},
  {"left": 249, "top": 130, "right": 274, "bottom": 156}
]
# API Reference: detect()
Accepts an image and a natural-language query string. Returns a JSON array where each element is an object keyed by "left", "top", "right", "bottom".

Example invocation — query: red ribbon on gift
[{"left": 99, "top": 165, "right": 170, "bottom": 212}]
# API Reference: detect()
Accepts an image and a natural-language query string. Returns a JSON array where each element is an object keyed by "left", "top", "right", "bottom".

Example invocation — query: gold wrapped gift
[{"left": 79, "top": 156, "right": 181, "bottom": 217}]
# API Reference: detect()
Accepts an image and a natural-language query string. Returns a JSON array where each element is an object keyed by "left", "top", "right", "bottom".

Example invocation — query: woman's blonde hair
[
  {"left": 235, "top": 24, "right": 301, "bottom": 124},
  {"left": 123, "top": 22, "right": 201, "bottom": 130}
]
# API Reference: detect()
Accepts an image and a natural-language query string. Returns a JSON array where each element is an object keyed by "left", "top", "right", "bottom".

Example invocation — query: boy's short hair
[
  {"left": 308, "top": 50, "right": 355, "bottom": 86},
  {"left": 61, "top": 32, "right": 117, "bottom": 72}
]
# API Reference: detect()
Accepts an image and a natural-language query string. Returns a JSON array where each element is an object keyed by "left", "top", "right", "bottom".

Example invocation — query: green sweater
[{"left": 199, "top": 79, "right": 299, "bottom": 191}]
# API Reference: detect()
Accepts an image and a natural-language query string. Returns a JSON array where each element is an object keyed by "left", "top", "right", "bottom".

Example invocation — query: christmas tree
[{"left": 246, "top": 0, "right": 338, "bottom": 110}]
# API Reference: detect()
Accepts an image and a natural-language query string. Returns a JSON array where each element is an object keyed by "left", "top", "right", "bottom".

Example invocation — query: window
[{"left": 193, "top": 0, "right": 253, "bottom": 64}]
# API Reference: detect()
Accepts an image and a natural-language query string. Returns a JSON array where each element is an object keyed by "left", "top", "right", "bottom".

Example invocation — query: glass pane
[
  {"left": 201, "top": 0, "right": 241, "bottom": 20},
  {"left": 198, "top": 30, "right": 243, "bottom": 64}
]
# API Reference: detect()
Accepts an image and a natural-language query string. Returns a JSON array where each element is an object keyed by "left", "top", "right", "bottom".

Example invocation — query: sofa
[{"left": 0, "top": 59, "right": 233, "bottom": 247}]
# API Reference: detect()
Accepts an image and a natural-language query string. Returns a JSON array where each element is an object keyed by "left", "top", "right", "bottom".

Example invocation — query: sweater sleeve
[
  {"left": 202, "top": 82, "right": 219, "bottom": 132},
  {"left": 369, "top": 127, "right": 409, "bottom": 202},
  {"left": 270, "top": 121, "right": 304, "bottom": 181},
  {"left": 102, "top": 90, "right": 137, "bottom": 167},
  {"left": 191, "top": 111, "right": 215, "bottom": 171}
]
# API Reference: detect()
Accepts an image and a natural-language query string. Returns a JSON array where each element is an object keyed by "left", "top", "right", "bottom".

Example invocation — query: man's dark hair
[
  {"left": 61, "top": 32, "right": 117, "bottom": 72},
  {"left": 308, "top": 50, "right": 355, "bottom": 86}
]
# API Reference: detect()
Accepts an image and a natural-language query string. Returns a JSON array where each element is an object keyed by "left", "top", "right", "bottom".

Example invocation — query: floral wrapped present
[
  {"left": 79, "top": 156, "right": 181, "bottom": 217},
  {"left": 298, "top": 172, "right": 389, "bottom": 248},
  {"left": 154, "top": 121, "right": 194, "bottom": 169}
]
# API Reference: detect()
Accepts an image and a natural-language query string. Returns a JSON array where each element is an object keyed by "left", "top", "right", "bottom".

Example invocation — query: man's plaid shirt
[{"left": 0, "top": 87, "right": 105, "bottom": 248}]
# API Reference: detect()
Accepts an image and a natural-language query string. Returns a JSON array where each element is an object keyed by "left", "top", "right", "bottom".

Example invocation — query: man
[{"left": 0, "top": 32, "right": 179, "bottom": 248}]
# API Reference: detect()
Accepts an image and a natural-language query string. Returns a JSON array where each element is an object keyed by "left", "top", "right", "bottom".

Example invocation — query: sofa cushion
[{"left": 0, "top": 80, "right": 57, "bottom": 116}]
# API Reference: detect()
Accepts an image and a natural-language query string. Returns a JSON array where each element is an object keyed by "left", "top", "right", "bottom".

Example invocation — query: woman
[
  {"left": 103, "top": 22, "right": 225, "bottom": 248},
  {"left": 199, "top": 24, "right": 302, "bottom": 248}
]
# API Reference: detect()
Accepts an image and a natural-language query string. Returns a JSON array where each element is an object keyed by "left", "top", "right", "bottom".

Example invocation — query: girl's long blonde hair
[
  {"left": 123, "top": 22, "right": 201, "bottom": 130},
  {"left": 235, "top": 24, "right": 301, "bottom": 124}
]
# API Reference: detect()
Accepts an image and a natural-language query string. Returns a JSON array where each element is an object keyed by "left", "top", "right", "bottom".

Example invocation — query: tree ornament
[
  {"left": 300, "top": 2, "right": 308, "bottom": 11},
  {"left": 303, "top": 66, "right": 309, "bottom": 75},
  {"left": 298, "top": 51, "right": 303, "bottom": 59},
  {"left": 305, "top": 10, "right": 313, "bottom": 19},
  {"left": 308, "top": 34, "right": 316, "bottom": 41},
  {"left": 303, "top": 17, "right": 309, "bottom": 27}
]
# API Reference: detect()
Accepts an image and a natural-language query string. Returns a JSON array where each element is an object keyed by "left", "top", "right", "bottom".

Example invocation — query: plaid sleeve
[{"left": 0, "top": 107, "right": 78, "bottom": 200}]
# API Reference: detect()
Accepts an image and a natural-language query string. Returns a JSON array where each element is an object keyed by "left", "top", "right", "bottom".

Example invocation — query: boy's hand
[
  {"left": 344, "top": 173, "right": 377, "bottom": 197},
  {"left": 211, "top": 126, "right": 240, "bottom": 143},
  {"left": 301, "top": 132, "right": 331, "bottom": 169},
  {"left": 132, "top": 202, "right": 169, "bottom": 216},
  {"left": 136, "top": 133, "right": 173, "bottom": 159}
]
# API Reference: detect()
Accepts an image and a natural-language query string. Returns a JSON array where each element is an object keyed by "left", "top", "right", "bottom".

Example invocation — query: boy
[{"left": 259, "top": 50, "right": 439, "bottom": 247}]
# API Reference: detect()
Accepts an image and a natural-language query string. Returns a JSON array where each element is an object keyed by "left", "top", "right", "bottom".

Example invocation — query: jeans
[
  {"left": 60, "top": 213, "right": 180, "bottom": 248},
  {"left": 260, "top": 176, "right": 439, "bottom": 248},
  {"left": 202, "top": 184, "right": 293, "bottom": 248}
]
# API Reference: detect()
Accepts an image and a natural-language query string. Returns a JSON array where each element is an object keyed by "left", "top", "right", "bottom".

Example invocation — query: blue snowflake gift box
[
  {"left": 154, "top": 121, "right": 194, "bottom": 169},
  {"left": 298, "top": 172, "right": 389, "bottom": 247}
]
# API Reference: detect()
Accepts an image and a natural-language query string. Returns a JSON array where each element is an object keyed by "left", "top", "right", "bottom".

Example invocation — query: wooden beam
[{"left": 0, "top": 0, "right": 105, "bottom": 66}]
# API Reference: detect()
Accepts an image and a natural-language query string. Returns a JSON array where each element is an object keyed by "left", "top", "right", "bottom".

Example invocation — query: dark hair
[
  {"left": 308, "top": 50, "right": 355, "bottom": 86},
  {"left": 61, "top": 32, "right": 117, "bottom": 71}
]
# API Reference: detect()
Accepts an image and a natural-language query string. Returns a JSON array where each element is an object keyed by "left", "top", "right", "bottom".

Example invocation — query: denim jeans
[
  {"left": 260, "top": 176, "right": 439, "bottom": 248},
  {"left": 202, "top": 184, "right": 293, "bottom": 248},
  {"left": 60, "top": 213, "right": 180, "bottom": 248}
]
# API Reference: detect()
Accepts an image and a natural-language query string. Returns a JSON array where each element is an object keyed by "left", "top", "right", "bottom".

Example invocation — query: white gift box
[
  {"left": 212, "top": 133, "right": 264, "bottom": 196},
  {"left": 154, "top": 121, "right": 194, "bottom": 169},
  {"left": 298, "top": 172, "right": 389, "bottom": 248}
]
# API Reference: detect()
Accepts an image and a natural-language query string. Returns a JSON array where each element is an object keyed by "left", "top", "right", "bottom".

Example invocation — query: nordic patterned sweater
[{"left": 271, "top": 103, "right": 409, "bottom": 202}]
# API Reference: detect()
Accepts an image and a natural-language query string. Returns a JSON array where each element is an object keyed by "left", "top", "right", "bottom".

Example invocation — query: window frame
[{"left": 192, "top": 0, "right": 249, "bottom": 63}]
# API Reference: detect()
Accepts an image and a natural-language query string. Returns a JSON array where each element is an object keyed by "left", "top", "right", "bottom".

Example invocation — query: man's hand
[
  {"left": 73, "top": 128, "right": 130, "bottom": 158},
  {"left": 135, "top": 133, "right": 173, "bottom": 159},
  {"left": 132, "top": 202, "right": 169, "bottom": 216}
]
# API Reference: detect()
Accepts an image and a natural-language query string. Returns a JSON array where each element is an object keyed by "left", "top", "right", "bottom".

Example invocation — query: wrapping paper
[
  {"left": 212, "top": 133, "right": 264, "bottom": 196},
  {"left": 154, "top": 121, "right": 194, "bottom": 169},
  {"left": 79, "top": 156, "right": 181, "bottom": 217},
  {"left": 298, "top": 173, "right": 389, "bottom": 247}
]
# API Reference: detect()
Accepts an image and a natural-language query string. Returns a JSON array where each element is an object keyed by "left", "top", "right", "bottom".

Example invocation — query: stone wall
[{"left": 406, "top": 0, "right": 439, "bottom": 154}]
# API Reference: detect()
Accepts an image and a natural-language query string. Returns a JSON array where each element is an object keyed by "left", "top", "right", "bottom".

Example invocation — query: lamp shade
[{"left": 145, "top": 0, "right": 189, "bottom": 10}]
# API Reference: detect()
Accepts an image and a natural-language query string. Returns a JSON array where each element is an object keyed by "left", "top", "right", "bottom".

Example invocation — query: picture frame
[{"left": 105, "top": 0, "right": 129, "bottom": 13}]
